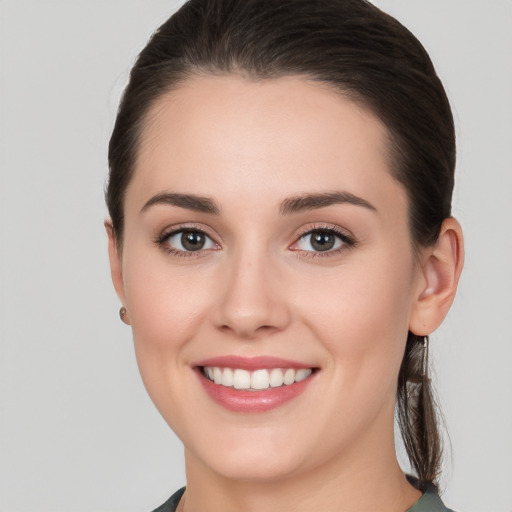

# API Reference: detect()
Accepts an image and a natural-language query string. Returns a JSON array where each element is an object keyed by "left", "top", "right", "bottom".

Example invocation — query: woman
[{"left": 105, "top": 0, "right": 464, "bottom": 510}]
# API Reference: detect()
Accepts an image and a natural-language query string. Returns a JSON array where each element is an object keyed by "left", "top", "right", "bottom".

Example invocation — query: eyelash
[
  {"left": 154, "top": 224, "right": 356, "bottom": 258},
  {"left": 291, "top": 225, "right": 356, "bottom": 259},
  {"left": 154, "top": 224, "right": 219, "bottom": 258}
]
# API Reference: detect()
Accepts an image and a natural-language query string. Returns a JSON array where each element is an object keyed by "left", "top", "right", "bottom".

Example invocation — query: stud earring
[{"left": 119, "top": 306, "right": 129, "bottom": 325}]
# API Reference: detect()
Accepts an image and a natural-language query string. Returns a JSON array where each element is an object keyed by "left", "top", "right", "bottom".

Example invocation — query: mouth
[
  {"left": 194, "top": 357, "right": 318, "bottom": 413},
  {"left": 201, "top": 366, "right": 313, "bottom": 391}
]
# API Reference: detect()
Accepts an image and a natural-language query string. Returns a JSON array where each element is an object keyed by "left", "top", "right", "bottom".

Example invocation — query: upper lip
[{"left": 194, "top": 355, "right": 315, "bottom": 371}]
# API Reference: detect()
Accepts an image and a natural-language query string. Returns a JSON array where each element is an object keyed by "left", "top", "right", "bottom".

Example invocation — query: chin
[
  {"left": 184, "top": 426, "right": 314, "bottom": 483},
  {"left": 204, "top": 450, "right": 307, "bottom": 483}
]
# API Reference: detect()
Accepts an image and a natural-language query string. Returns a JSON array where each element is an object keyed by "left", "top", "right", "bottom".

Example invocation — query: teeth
[
  {"left": 295, "top": 369, "right": 311, "bottom": 382},
  {"left": 213, "top": 367, "right": 223, "bottom": 384},
  {"left": 203, "top": 366, "right": 312, "bottom": 390},
  {"left": 269, "top": 368, "right": 284, "bottom": 387},
  {"left": 283, "top": 368, "right": 295, "bottom": 385},
  {"left": 221, "top": 368, "right": 234, "bottom": 387},
  {"left": 251, "top": 369, "right": 269, "bottom": 390},
  {"left": 233, "top": 369, "right": 251, "bottom": 390}
]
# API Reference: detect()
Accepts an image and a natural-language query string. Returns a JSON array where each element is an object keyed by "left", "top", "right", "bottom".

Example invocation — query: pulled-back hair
[{"left": 107, "top": 0, "right": 455, "bottom": 487}]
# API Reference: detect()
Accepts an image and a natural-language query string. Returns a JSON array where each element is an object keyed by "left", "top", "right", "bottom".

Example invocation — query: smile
[
  {"left": 202, "top": 366, "right": 313, "bottom": 391},
  {"left": 195, "top": 357, "right": 318, "bottom": 413}
]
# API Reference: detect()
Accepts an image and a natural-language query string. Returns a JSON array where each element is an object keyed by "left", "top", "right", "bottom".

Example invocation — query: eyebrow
[
  {"left": 279, "top": 191, "right": 377, "bottom": 215},
  {"left": 141, "top": 192, "right": 221, "bottom": 215},
  {"left": 140, "top": 190, "right": 376, "bottom": 216}
]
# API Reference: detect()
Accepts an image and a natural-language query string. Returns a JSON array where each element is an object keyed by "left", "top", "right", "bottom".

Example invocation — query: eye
[
  {"left": 291, "top": 228, "right": 354, "bottom": 253},
  {"left": 158, "top": 229, "right": 218, "bottom": 253}
]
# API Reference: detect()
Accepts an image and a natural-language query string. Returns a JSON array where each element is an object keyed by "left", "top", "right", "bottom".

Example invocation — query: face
[{"left": 112, "top": 75, "right": 428, "bottom": 482}]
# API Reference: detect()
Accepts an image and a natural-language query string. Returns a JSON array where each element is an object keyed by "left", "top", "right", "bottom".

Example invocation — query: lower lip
[{"left": 196, "top": 369, "right": 315, "bottom": 413}]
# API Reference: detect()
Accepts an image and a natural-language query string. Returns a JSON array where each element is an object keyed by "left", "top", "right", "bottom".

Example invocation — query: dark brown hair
[{"left": 107, "top": 0, "right": 455, "bottom": 487}]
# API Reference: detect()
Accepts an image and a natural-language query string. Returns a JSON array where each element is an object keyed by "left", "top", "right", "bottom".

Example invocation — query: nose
[{"left": 212, "top": 250, "right": 292, "bottom": 339}]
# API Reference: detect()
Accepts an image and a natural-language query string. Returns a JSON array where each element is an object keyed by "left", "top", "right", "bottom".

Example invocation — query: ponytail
[{"left": 397, "top": 333, "right": 443, "bottom": 488}]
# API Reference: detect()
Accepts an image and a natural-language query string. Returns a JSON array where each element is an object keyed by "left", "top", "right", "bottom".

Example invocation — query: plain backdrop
[{"left": 0, "top": 1, "right": 511, "bottom": 511}]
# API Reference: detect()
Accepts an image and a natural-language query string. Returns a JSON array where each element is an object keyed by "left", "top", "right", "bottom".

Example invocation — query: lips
[{"left": 194, "top": 356, "right": 317, "bottom": 412}]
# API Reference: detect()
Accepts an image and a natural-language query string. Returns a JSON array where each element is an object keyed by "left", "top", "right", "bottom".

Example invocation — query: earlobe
[
  {"left": 409, "top": 217, "right": 464, "bottom": 336},
  {"left": 105, "top": 220, "right": 129, "bottom": 322}
]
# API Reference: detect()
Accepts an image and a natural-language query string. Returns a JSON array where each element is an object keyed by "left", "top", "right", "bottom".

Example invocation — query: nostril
[{"left": 217, "top": 323, "right": 279, "bottom": 339}]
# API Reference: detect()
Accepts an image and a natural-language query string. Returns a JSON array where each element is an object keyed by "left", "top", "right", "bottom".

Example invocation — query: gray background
[{"left": 0, "top": 1, "right": 510, "bottom": 511}]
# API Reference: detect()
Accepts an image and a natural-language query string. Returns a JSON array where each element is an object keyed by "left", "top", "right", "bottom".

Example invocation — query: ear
[
  {"left": 105, "top": 220, "right": 130, "bottom": 324},
  {"left": 409, "top": 217, "right": 464, "bottom": 336}
]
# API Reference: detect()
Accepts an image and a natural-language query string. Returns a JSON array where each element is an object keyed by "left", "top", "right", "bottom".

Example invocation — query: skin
[{"left": 107, "top": 75, "right": 464, "bottom": 512}]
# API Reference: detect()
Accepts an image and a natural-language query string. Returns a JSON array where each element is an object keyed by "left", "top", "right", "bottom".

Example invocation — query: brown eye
[
  {"left": 291, "top": 228, "right": 354, "bottom": 254},
  {"left": 310, "top": 231, "right": 336, "bottom": 251},
  {"left": 296, "top": 230, "right": 342, "bottom": 252},
  {"left": 181, "top": 231, "right": 206, "bottom": 251},
  {"left": 160, "top": 229, "right": 218, "bottom": 253}
]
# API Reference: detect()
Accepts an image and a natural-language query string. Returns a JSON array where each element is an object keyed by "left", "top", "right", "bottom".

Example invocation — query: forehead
[{"left": 128, "top": 74, "right": 406, "bottom": 217}]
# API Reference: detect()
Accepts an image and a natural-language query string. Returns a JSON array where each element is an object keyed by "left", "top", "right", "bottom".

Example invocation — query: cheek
[
  {"left": 122, "top": 256, "right": 220, "bottom": 439},
  {"left": 296, "top": 251, "right": 416, "bottom": 389},
  {"left": 124, "top": 242, "right": 209, "bottom": 337},
  {"left": 121, "top": 245, "right": 216, "bottom": 393}
]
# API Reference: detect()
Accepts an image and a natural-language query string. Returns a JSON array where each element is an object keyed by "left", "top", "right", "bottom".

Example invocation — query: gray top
[
  {"left": 407, "top": 485, "right": 455, "bottom": 512},
  {"left": 152, "top": 486, "right": 456, "bottom": 512}
]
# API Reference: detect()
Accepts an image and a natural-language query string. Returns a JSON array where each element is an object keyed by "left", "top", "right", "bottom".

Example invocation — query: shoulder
[
  {"left": 151, "top": 485, "right": 459, "bottom": 512},
  {"left": 150, "top": 487, "right": 185, "bottom": 512},
  {"left": 408, "top": 485, "right": 458, "bottom": 512}
]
